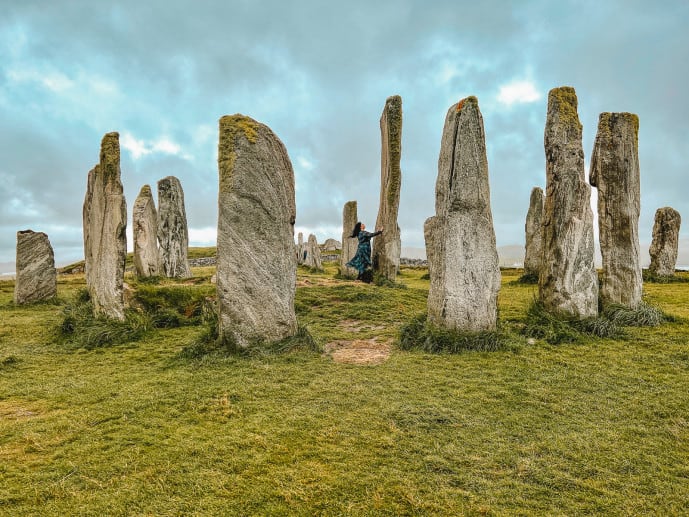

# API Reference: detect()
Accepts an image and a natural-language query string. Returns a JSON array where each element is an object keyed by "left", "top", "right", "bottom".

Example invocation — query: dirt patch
[
  {"left": 324, "top": 338, "right": 392, "bottom": 365},
  {"left": 0, "top": 400, "right": 43, "bottom": 420},
  {"left": 337, "top": 319, "right": 386, "bottom": 332},
  {"left": 296, "top": 277, "right": 343, "bottom": 287}
]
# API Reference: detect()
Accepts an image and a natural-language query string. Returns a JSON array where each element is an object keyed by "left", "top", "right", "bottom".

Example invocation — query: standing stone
[
  {"left": 304, "top": 234, "right": 323, "bottom": 270},
  {"left": 296, "top": 232, "right": 305, "bottom": 264},
  {"left": 372, "top": 95, "right": 402, "bottom": 281},
  {"left": 323, "top": 238, "right": 341, "bottom": 251},
  {"left": 157, "top": 176, "right": 192, "bottom": 278},
  {"left": 132, "top": 185, "right": 160, "bottom": 278},
  {"left": 14, "top": 230, "right": 57, "bottom": 304},
  {"left": 217, "top": 114, "right": 297, "bottom": 347},
  {"left": 524, "top": 187, "right": 544, "bottom": 278},
  {"left": 426, "top": 97, "right": 501, "bottom": 331},
  {"left": 83, "top": 132, "right": 127, "bottom": 320},
  {"left": 590, "top": 112, "right": 642, "bottom": 308},
  {"left": 539, "top": 87, "right": 598, "bottom": 318},
  {"left": 649, "top": 207, "right": 682, "bottom": 277},
  {"left": 340, "top": 200, "right": 359, "bottom": 279}
]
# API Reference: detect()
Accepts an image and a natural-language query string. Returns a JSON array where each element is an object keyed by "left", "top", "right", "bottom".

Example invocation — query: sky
[{"left": 1, "top": 0, "right": 688, "bottom": 272}]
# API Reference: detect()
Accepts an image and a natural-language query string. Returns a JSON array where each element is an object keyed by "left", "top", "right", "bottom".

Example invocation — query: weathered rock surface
[
  {"left": 132, "top": 185, "right": 160, "bottom": 278},
  {"left": 217, "top": 114, "right": 297, "bottom": 347},
  {"left": 340, "top": 200, "right": 359, "bottom": 278},
  {"left": 157, "top": 176, "right": 192, "bottom": 278},
  {"left": 649, "top": 207, "right": 682, "bottom": 276},
  {"left": 323, "top": 238, "right": 341, "bottom": 251},
  {"left": 83, "top": 132, "right": 127, "bottom": 320},
  {"left": 304, "top": 234, "right": 323, "bottom": 270},
  {"left": 372, "top": 95, "right": 402, "bottom": 281},
  {"left": 590, "top": 112, "right": 642, "bottom": 307},
  {"left": 539, "top": 87, "right": 598, "bottom": 318},
  {"left": 14, "top": 230, "right": 57, "bottom": 304},
  {"left": 426, "top": 97, "right": 501, "bottom": 331},
  {"left": 524, "top": 187, "right": 544, "bottom": 277}
]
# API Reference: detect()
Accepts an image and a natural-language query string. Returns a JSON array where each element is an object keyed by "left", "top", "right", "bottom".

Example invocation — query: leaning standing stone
[
  {"left": 14, "top": 230, "right": 57, "bottom": 304},
  {"left": 426, "top": 97, "right": 501, "bottom": 331},
  {"left": 372, "top": 95, "right": 402, "bottom": 281},
  {"left": 523, "top": 187, "right": 544, "bottom": 278},
  {"left": 590, "top": 112, "right": 642, "bottom": 308},
  {"left": 649, "top": 207, "right": 682, "bottom": 277},
  {"left": 157, "top": 176, "right": 192, "bottom": 278},
  {"left": 539, "top": 87, "right": 598, "bottom": 318},
  {"left": 304, "top": 233, "right": 323, "bottom": 270},
  {"left": 132, "top": 185, "right": 160, "bottom": 278},
  {"left": 340, "top": 200, "right": 359, "bottom": 278},
  {"left": 217, "top": 114, "right": 297, "bottom": 347},
  {"left": 83, "top": 132, "right": 127, "bottom": 320}
]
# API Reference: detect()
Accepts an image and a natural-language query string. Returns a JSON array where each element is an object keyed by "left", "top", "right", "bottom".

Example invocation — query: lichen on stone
[
  {"left": 218, "top": 115, "right": 260, "bottom": 194},
  {"left": 548, "top": 87, "right": 582, "bottom": 131}
]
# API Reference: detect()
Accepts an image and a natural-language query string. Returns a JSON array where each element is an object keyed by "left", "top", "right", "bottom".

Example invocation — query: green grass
[{"left": 1, "top": 261, "right": 689, "bottom": 514}]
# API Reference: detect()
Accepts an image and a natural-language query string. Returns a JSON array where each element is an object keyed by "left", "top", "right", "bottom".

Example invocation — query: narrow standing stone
[
  {"left": 590, "top": 112, "right": 642, "bottom": 308},
  {"left": 340, "top": 200, "right": 359, "bottom": 278},
  {"left": 296, "top": 232, "right": 305, "bottom": 264},
  {"left": 372, "top": 95, "right": 402, "bottom": 281},
  {"left": 157, "top": 176, "right": 192, "bottom": 278},
  {"left": 649, "top": 207, "right": 681, "bottom": 277},
  {"left": 14, "top": 230, "right": 57, "bottom": 304},
  {"left": 304, "top": 233, "right": 323, "bottom": 270},
  {"left": 426, "top": 97, "right": 501, "bottom": 331},
  {"left": 539, "top": 87, "right": 598, "bottom": 318},
  {"left": 83, "top": 132, "right": 127, "bottom": 320},
  {"left": 132, "top": 185, "right": 160, "bottom": 278},
  {"left": 523, "top": 187, "right": 544, "bottom": 278},
  {"left": 217, "top": 114, "right": 297, "bottom": 347}
]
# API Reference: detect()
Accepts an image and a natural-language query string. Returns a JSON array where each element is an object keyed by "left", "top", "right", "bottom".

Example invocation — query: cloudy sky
[{"left": 1, "top": 0, "right": 688, "bottom": 272}]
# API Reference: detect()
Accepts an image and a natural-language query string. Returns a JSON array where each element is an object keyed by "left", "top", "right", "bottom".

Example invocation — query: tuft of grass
[
  {"left": 374, "top": 272, "right": 407, "bottom": 289},
  {"left": 399, "top": 314, "right": 507, "bottom": 353},
  {"left": 602, "top": 301, "right": 669, "bottom": 327},
  {"left": 133, "top": 284, "right": 215, "bottom": 328},
  {"left": 56, "top": 288, "right": 152, "bottom": 348},
  {"left": 523, "top": 299, "right": 623, "bottom": 344},
  {"left": 515, "top": 272, "right": 539, "bottom": 284},
  {"left": 0, "top": 355, "right": 20, "bottom": 369},
  {"left": 642, "top": 269, "right": 689, "bottom": 284}
]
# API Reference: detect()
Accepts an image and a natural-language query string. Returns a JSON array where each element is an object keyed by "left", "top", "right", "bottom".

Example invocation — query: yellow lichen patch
[
  {"left": 218, "top": 114, "right": 262, "bottom": 193},
  {"left": 219, "top": 114, "right": 259, "bottom": 144},
  {"left": 457, "top": 96, "right": 478, "bottom": 112},
  {"left": 138, "top": 184, "right": 152, "bottom": 197},
  {"left": 549, "top": 86, "right": 582, "bottom": 131}
]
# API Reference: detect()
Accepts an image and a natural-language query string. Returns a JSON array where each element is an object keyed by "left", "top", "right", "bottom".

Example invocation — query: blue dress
[{"left": 346, "top": 230, "right": 382, "bottom": 274}]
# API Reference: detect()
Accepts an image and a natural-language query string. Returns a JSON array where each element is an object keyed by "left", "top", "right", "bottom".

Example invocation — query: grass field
[{"left": 1, "top": 258, "right": 689, "bottom": 515}]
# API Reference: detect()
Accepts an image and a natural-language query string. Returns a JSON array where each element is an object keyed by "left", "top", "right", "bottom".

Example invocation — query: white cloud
[
  {"left": 120, "top": 132, "right": 188, "bottom": 160},
  {"left": 188, "top": 227, "right": 217, "bottom": 246},
  {"left": 497, "top": 80, "right": 541, "bottom": 106}
]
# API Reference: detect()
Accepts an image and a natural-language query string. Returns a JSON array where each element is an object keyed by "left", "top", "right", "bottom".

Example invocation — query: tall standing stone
[
  {"left": 217, "top": 114, "right": 297, "bottom": 347},
  {"left": 14, "top": 230, "right": 57, "bottom": 304},
  {"left": 340, "top": 200, "right": 359, "bottom": 278},
  {"left": 82, "top": 132, "right": 127, "bottom": 320},
  {"left": 524, "top": 187, "right": 544, "bottom": 278},
  {"left": 590, "top": 112, "right": 642, "bottom": 308},
  {"left": 649, "top": 207, "right": 681, "bottom": 277},
  {"left": 132, "top": 185, "right": 160, "bottom": 278},
  {"left": 304, "top": 233, "right": 323, "bottom": 270},
  {"left": 425, "top": 97, "right": 501, "bottom": 331},
  {"left": 157, "top": 176, "right": 192, "bottom": 278},
  {"left": 372, "top": 95, "right": 402, "bottom": 281},
  {"left": 296, "top": 232, "right": 305, "bottom": 264},
  {"left": 539, "top": 87, "right": 598, "bottom": 318}
]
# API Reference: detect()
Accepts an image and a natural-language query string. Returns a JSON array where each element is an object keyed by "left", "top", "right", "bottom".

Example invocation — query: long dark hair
[{"left": 350, "top": 222, "right": 362, "bottom": 238}]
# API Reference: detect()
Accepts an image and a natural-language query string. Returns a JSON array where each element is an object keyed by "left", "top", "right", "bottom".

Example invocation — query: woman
[{"left": 346, "top": 222, "right": 383, "bottom": 282}]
